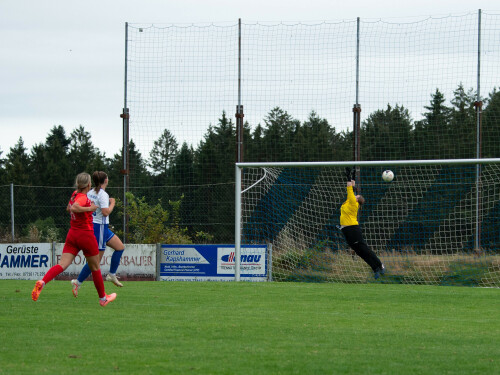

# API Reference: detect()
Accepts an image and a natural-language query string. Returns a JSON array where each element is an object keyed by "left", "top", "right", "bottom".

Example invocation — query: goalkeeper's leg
[
  {"left": 342, "top": 226, "right": 383, "bottom": 272},
  {"left": 350, "top": 241, "right": 383, "bottom": 272}
]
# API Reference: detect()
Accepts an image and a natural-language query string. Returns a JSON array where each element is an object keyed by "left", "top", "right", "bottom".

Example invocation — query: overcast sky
[{"left": 1, "top": 0, "right": 498, "bottom": 159}]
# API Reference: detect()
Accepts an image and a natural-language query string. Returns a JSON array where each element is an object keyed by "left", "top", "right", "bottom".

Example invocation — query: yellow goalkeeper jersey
[{"left": 340, "top": 186, "right": 359, "bottom": 226}]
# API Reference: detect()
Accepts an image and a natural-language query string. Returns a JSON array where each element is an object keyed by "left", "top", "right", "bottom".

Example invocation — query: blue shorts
[{"left": 93, "top": 223, "right": 115, "bottom": 251}]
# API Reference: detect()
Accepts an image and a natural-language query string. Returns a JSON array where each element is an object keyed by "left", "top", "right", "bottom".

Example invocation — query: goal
[{"left": 235, "top": 159, "right": 500, "bottom": 287}]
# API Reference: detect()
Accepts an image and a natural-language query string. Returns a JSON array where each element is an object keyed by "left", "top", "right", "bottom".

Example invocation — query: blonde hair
[{"left": 75, "top": 172, "right": 91, "bottom": 192}]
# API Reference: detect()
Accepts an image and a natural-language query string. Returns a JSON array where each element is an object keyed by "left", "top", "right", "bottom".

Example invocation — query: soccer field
[{"left": 1, "top": 280, "right": 498, "bottom": 375}]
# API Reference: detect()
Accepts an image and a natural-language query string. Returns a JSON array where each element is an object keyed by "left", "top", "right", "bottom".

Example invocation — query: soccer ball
[{"left": 382, "top": 170, "right": 394, "bottom": 182}]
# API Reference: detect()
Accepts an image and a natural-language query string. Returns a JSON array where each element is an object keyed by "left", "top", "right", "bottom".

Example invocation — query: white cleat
[
  {"left": 71, "top": 279, "right": 80, "bottom": 298},
  {"left": 106, "top": 274, "right": 123, "bottom": 287}
]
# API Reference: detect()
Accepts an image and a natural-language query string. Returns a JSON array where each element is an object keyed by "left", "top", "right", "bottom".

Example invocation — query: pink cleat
[
  {"left": 32, "top": 280, "right": 45, "bottom": 301},
  {"left": 99, "top": 293, "right": 117, "bottom": 307}
]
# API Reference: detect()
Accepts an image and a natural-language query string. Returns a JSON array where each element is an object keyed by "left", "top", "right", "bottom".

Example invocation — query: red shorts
[{"left": 63, "top": 228, "right": 99, "bottom": 257}]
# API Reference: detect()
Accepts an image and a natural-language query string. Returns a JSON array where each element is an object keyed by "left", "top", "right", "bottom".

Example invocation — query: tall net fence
[
  {"left": 0, "top": 185, "right": 75, "bottom": 243},
  {"left": 1, "top": 12, "right": 500, "bottom": 253},
  {"left": 123, "top": 11, "right": 500, "bottom": 246},
  {"left": 240, "top": 20, "right": 357, "bottom": 159},
  {"left": 126, "top": 23, "right": 239, "bottom": 164},
  {"left": 0, "top": 185, "right": 124, "bottom": 243}
]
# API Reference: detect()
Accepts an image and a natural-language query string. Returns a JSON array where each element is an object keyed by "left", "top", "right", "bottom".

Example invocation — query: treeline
[{"left": 0, "top": 84, "right": 499, "bottom": 243}]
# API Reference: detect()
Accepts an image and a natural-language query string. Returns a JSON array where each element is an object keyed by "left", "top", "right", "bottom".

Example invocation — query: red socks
[
  {"left": 40, "top": 265, "right": 106, "bottom": 299},
  {"left": 91, "top": 269, "right": 106, "bottom": 298},
  {"left": 42, "top": 264, "right": 64, "bottom": 284}
]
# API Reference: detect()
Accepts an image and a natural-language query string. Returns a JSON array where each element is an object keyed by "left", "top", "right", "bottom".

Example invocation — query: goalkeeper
[{"left": 340, "top": 167, "right": 385, "bottom": 279}]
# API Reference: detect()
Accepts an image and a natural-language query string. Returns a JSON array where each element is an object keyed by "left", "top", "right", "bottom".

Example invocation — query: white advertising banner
[
  {"left": 55, "top": 243, "right": 156, "bottom": 281},
  {"left": 0, "top": 243, "right": 52, "bottom": 280}
]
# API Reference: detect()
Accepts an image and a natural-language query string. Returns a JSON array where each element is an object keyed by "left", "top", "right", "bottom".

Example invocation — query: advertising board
[
  {"left": 0, "top": 243, "right": 52, "bottom": 280},
  {"left": 159, "top": 244, "right": 267, "bottom": 281}
]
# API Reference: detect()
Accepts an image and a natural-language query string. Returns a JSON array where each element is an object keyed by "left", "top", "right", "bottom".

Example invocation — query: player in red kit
[{"left": 31, "top": 172, "right": 117, "bottom": 307}]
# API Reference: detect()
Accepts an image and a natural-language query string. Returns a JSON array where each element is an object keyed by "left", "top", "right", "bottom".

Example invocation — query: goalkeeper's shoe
[
  {"left": 71, "top": 279, "right": 80, "bottom": 298},
  {"left": 99, "top": 293, "right": 117, "bottom": 307},
  {"left": 106, "top": 274, "right": 123, "bottom": 287},
  {"left": 374, "top": 264, "right": 386, "bottom": 280},
  {"left": 31, "top": 280, "right": 45, "bottom": 301}
]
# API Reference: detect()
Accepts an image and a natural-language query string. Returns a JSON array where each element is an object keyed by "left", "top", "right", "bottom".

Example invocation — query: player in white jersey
[
  {"left": 88, "top": 187, "right": 110, "bottom": 226},
  {"left": 71, "top": 171, "right": 125, "bottom": 296}
]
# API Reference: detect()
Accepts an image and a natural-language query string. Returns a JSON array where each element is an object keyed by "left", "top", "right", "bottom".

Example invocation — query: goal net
[{"left": 236, "top": 159, "right": 500, "bottom": 287}]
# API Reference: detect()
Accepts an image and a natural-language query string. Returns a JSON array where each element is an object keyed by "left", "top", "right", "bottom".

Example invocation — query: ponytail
[{"left": 92, "top": 171, "right": 108, "bottom": 193}]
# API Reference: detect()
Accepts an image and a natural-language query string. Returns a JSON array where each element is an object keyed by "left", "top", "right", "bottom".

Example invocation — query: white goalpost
[{"left": 235, "top": 159, "right": 500, "bottom": 286}]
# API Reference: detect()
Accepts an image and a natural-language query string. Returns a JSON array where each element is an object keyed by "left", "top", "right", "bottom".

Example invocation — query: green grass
[
  {"left": 0, "top": 280, "right": 499, "bottom": 375},
  {"left": 273, "top": 250, "right": 500, "bottom": 287}
]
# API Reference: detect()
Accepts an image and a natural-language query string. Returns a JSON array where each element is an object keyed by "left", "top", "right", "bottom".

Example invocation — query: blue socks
[
  {"left": 77, "top": 263, "right": 92, "bottom": 283},
  {"left": 77, "top": 249, "right": 124, "bottom": 284},
  {"left": 110, "top": 250, "right": 124, "bottom": 274}
]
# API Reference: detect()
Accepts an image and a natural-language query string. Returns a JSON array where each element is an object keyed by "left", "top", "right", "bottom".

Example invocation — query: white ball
[{"left": 382, "top": 170, "right": 394, "bottom": 182}]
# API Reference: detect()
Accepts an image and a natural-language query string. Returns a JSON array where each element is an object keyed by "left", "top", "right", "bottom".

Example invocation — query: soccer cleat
[
  {"left": 71, "top": 279, "right": 80, "bottom": 298},
  {"left": 99, "top": 293, "right": 117, "bottom": 307},
  {"left": 106, "top": 274, "right": 123, "bottom": 287},
  {"left": 374, "top": 264, "right": 386, "bottom": 280},
  {"left": 31, "top": 280, "right": 45, "bottom": 301},
  {"left": 380, "top": 264, "right": 386, "bottom": 275}
]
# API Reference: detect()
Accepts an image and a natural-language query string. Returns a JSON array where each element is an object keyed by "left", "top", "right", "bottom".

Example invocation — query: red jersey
[{"left": 68, "top": 191, "right": 94, "bottom": 231}]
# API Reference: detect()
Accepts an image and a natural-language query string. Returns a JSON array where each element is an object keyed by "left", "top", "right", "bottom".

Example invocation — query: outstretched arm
[
  {"left": 344, "top": 167, "right": 352, "bottom": 184},
  {"left": 345, "top": 167, "right": 356, "bottom": 187},
  {"left": 346, "top": 182, "right": 357, "bottom": 204},
  {"left": 71, "top": 202, "right": 97, "bottom": 213}
]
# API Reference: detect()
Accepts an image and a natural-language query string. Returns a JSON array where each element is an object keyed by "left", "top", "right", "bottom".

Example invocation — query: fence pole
[
  {"left": 234, "top": 19, "right": 243, "bottom": 282},
  {"left": 235, "top": 165, "right": 242, "bottom": 281},
  {"left": 10, "top": 183, "right": 14, "bottom": 242},
  {"left": 236, "top": 18, "right": 244, "bottom": 164},
  {"left": 267, "top": 243, "right": 273, "bottom": 282},
  {"left": 156, "top": 243, "right": 161, "bottom": 281},
  {"left": 121, "top": 22, "right": 130, "bottom": 243},
  {"left": 121, "top": 107, "right": 130, "bottom": 243},
  {"left": 475, "top": 9, "right": 482, "bottom": 251},
  {"left": 353, "top": 17, "right": 361, "bottom": 188}
]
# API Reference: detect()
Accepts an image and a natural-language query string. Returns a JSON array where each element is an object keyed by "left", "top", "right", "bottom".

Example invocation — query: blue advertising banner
[{"left": 159, "top": 244, "right": 267, "bottom": 281}]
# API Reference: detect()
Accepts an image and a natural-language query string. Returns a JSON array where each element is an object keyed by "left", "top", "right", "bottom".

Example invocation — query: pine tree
[
  {"left": 262, "top": 107, "right": 300, "bottom": 162},
  {"left": 149, "top": 129, "right": 179, "bottom": 178},
  {"left": 170, "top": 142, "right": 196, "bottom": 236},
  {"left": 31, "top": 125, "right": 72, "bottom": 186},
  {"left": 482, "top": 88, "right": 500, "bottom": 158},
  {"left": 247, "top": 123, "right": 265, "bottom": 162},
  {"left": 5, "top": 138, "right": 30, "bottom": 184},
  {"left": 5, "top": 138, "right": 38, "bottom": 236},
  {"left": 413, "top": 89, "right": 451, "bottom": 159},
  {"left": 193, "top": 111, "right": 236, "bottom": 241},
  {"left": 300, "top": 111, "right": 346, "bottom": 161},
  {"left": 361, "top": 104, "right": 413, "bottom": 160},
  {"left": 449, "top": 84, "right": 477, "bottom": 158},
  {"left": 68, "top": 125, "right": 108, "bottom": 174}
]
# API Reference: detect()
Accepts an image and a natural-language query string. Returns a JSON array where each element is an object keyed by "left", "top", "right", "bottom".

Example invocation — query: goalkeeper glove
[{"left": 344, "top": 167, "right": 352, "bottom": 181}]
